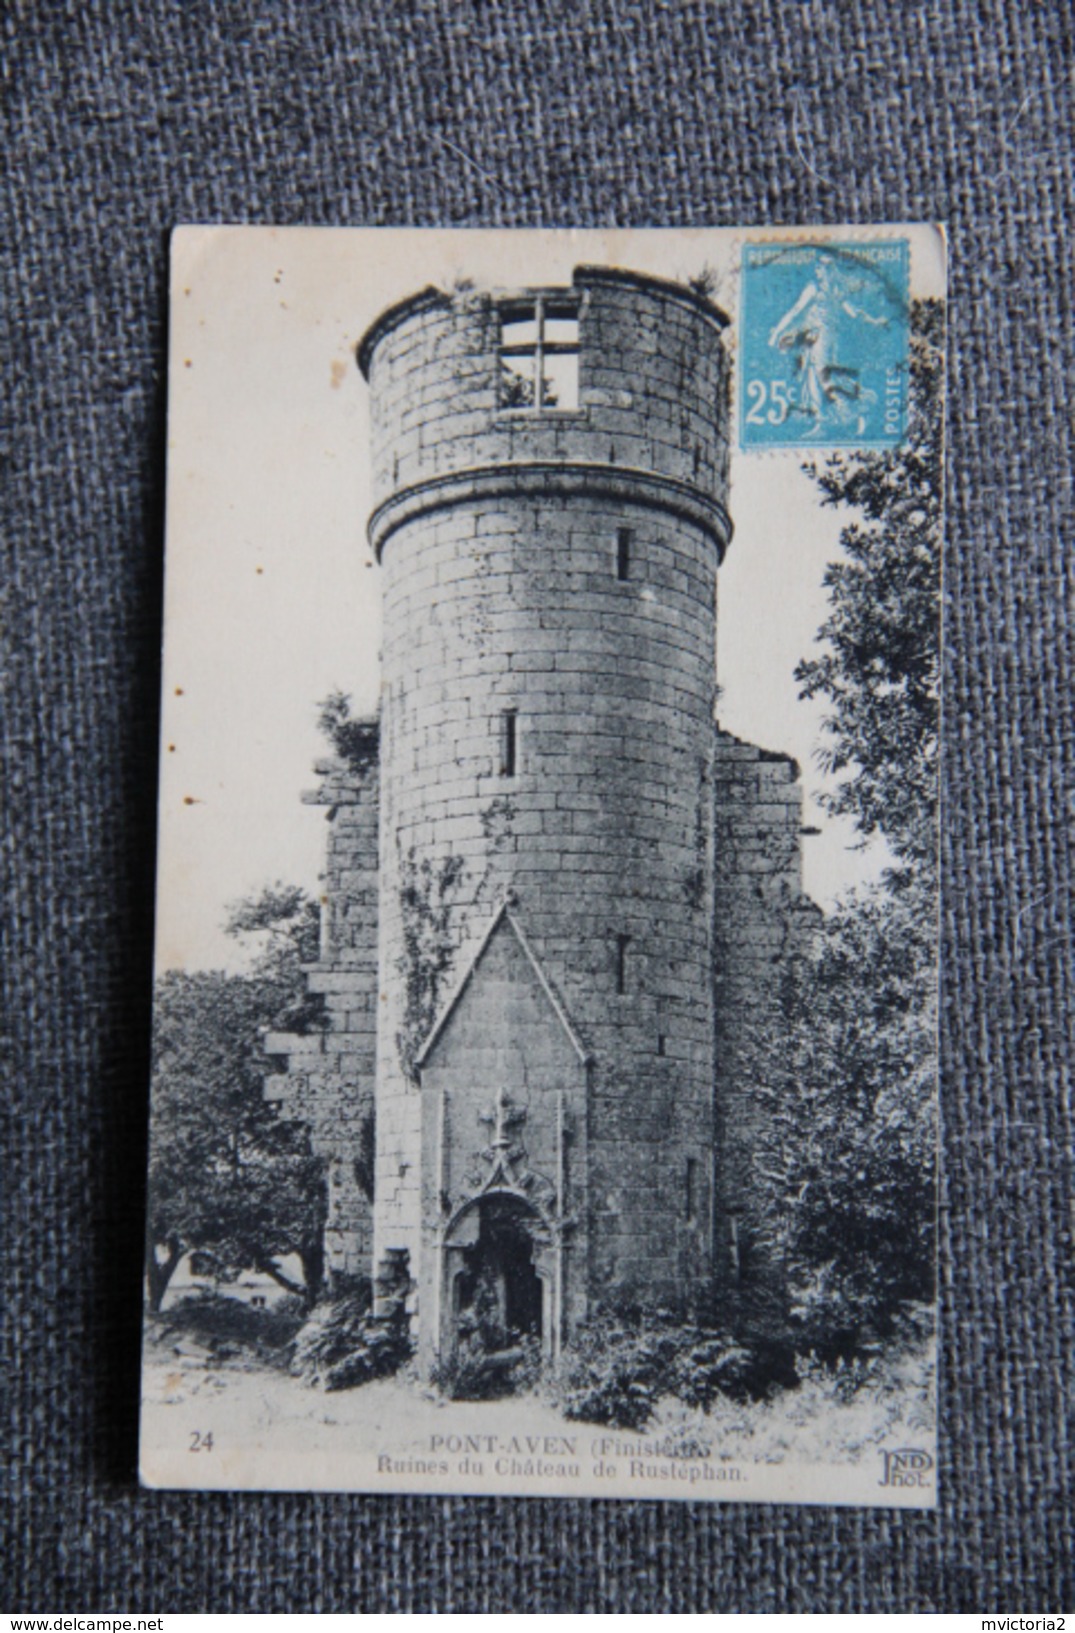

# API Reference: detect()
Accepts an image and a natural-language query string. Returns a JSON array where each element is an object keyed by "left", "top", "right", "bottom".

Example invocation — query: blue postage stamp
[{"left": 739, "top": 239, "right": 910, "bottom": 451}]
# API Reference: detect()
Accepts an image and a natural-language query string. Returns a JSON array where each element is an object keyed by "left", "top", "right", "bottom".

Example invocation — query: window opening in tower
[
  {"left": 686, "top": 1157, "right": 700, "bottom": 1224},
  {"left": 499, "top": 299, "right": 579, "bottom": 410},
  {"left": 615, "top": 932, "right": 631, "bottom": 995},
  {"left": 500, "top": 708, "right": 518, "bottom": 777}
]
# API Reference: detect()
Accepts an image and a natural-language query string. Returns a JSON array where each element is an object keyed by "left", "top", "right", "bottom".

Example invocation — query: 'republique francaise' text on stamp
[{"left": 141, "top": 225, "right": 945, "bottom": 1507}]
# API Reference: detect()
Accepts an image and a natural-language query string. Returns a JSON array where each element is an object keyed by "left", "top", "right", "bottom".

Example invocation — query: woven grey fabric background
[{"left": 2, "top": 0, "right": 1072, "bottom": 1611}]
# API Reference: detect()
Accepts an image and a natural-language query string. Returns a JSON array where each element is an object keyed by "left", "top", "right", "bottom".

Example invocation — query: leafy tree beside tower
[
  {"left": 145, "top": 886, "right": 326, "bottom": 1311},
  {"left": 755, "top": 299, "right": 943, "bottom": 1353}
]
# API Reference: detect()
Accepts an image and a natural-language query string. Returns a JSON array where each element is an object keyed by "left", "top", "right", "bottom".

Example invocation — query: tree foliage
[
  {"left": 316, "top": 690, "right": 379, "bottom": 777},
  {"left": 796, "top": 299, "right": 944, "bottom": 893},
  {"left": 145, "top": 889, "right": 326, "bottom": 1310},
  {"left": 223, "top": 881, "right": 323, "bottom": 1033},
  {"left": 757, "top": 301, "right": 943, "bottom": 1352},
  {"left": 756, "top": 891, "right": 937, "bottom": 1350}
]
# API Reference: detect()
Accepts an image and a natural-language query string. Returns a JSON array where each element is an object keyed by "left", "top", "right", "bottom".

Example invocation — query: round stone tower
[{"left": 357, "top": 266, "right": 732, "bottom": 1368}]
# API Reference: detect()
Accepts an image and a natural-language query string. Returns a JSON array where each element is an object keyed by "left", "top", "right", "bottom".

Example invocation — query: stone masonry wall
[
  {"left": 712, "top": 727, "right": 818, "bottom": 1322},
  {"left": 265, "top": 739, "right": 380, "bottom": 1287},
  {"left": 361, "top": 268, "right": 732, "bottom": 1325},
  {"left": 374, "top": 492, "right": 721, "bottom": 1309},
  {"left": 363, "top": 268, "right": 730, "bottom": 518}
]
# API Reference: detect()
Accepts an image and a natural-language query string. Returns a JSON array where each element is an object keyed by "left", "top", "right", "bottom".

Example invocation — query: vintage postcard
[{"left": 141, "top": 224, "right": 945, "bottom": 1506}]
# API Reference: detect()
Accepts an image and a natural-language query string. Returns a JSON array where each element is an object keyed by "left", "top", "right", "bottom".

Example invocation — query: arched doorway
[{"left": 448, "top": 1193, "right": 547, "bottom": 1356}]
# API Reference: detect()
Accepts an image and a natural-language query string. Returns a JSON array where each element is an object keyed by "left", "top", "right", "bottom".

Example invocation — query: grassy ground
[{"left": 142, "top": 1293, "right": 935, "bottom": 1477}]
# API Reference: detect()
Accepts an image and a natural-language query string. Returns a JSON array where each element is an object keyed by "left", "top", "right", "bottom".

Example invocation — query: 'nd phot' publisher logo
[{"left": 879, "top": 1447, "right": 934, "bottom": 1488}]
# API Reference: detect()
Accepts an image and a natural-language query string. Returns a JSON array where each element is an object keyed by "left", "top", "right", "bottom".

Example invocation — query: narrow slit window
[
  {"left": 686, "top": 1158, "right": 700, "bottom": 1224},
  {"left": 615, "top": 933, "right": 631, "bottom": 995},
  {"left": 657, "top": 1032, "right": 666, "bottom": 1057},
  {"left": 499, "top": 299, "right": 579, "bottom": 410},
  {"left": 500, "top": 709, "right": 517, "bottom": 777},
  {"left": 616, "top": 527, "right": 631, "bottom": 581}
]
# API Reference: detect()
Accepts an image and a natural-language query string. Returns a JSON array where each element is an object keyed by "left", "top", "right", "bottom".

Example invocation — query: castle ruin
[{"left": 268, "top": 266, "right": 813, "bottom": 1371}]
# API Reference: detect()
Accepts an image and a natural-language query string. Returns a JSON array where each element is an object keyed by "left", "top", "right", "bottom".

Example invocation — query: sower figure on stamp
[{"left": 768, "top": 253, "right": 890, "bottom": 435}]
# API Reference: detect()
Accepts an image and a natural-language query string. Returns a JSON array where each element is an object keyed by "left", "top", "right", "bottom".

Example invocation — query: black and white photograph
[{"left": 140, "top": 224, "right": 946, "bottom": 1505}]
